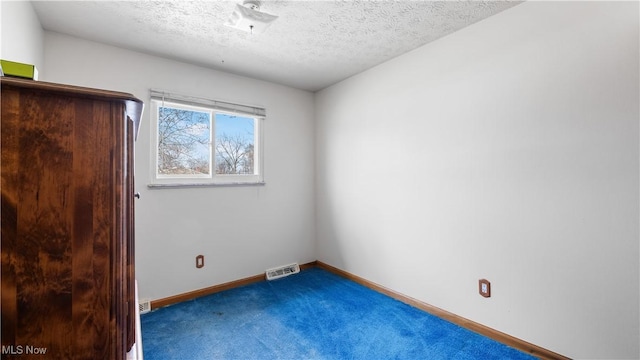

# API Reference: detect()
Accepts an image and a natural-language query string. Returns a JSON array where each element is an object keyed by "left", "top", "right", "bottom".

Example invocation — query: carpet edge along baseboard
[
  {"left": 150, "top": 261, "right": 318, "bottom": 310},
  {"left": 148, "top": 260, "right": 569, "bottom": 360},
  {"left": 314, "top": 261, "right": 570, "bottom": 360}
]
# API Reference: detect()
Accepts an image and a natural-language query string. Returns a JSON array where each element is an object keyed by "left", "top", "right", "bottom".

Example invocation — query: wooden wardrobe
[{"left": 1, "top": 77, "right": 143, "bottom": 359}]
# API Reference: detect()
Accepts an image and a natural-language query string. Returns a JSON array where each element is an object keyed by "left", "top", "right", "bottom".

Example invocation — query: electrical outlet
[{"left": 479, "top": 279, "right": 491, "bottom": 298}]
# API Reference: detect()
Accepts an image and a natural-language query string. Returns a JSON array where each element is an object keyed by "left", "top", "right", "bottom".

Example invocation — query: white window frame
[{"left": 148, "top": 90, "right": 265, "bottom": 188}]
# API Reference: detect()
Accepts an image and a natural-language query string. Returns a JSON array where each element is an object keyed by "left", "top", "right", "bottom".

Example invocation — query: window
[{"left": 149, "top": 90, "right": 264, "bottom": 187}]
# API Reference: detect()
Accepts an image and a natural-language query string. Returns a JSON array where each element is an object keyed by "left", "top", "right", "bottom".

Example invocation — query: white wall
[
  {"left": 0, "top": 1, "right": 44, "bottom": 74},
  {"left": 11, "top": 1, "right": 639, "bottom": 358},
  {"left": 315, "top": 2, "right": 639, "bottom": 359},
  {"left": 42, "top": 32, "right": 317, "bottom": 302}
]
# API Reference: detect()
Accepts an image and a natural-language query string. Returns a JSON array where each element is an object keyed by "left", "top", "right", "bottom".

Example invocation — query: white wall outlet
[{"left": 479, "top": 279, "right": 491, "bottom": 298}]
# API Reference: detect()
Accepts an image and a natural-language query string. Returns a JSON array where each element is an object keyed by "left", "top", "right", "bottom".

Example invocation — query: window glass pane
[
  {"left": 157, "top": 105, "right": 211, "bottom": 175},
  {"left": 215, "top": 113, "right": 255, "bottom": 175}
]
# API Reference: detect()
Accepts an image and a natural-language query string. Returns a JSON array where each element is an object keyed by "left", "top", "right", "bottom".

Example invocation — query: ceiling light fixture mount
[
  {"left": 244, "top": 0, "right": 260, "bottom": 11},
  {"left": 225, "top": 0, "right": 278, "bottom": 35}
]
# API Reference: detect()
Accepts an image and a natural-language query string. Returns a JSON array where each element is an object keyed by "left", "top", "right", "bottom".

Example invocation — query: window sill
[{"left": 147, "top": 181, "right": 265, "bottom": 189}]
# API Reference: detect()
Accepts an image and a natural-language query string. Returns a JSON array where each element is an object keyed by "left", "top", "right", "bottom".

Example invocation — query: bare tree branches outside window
[
  {"left": 215, "top": 114, "right": 255, "bottom": 175},
  {"left": 157, "top": 106, "right": 211, "bottom": 175},
  {"left": 156, "top": 103, "right": 257, "bottom": 179}
]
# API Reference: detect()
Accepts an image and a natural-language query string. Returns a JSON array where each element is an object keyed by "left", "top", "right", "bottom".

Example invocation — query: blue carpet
[{"left": 141, "top": 268, "right": 535, "bottom": 359}]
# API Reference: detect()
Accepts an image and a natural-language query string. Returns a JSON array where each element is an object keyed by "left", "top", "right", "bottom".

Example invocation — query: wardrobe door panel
[{"left": 1, "top": 78, "right": 142, "bottom": 360}]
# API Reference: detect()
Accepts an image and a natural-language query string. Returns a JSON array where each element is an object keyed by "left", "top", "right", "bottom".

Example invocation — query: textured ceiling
[{"left": 32, "top": 1, "right": 521, "bottom": 92}]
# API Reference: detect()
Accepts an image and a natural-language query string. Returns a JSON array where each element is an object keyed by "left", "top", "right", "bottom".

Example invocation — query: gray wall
[
  {"left": 315, "top": 2, "right": 638, "bottom": 358},
  {"left": 41, "top": 32, "right": 317, "bottom": 302},
  {"left": 1, "top": 1, "right": 44, "bottom": 74},
  {"left": 2, "top": 1, "right": 638, "bottom": 358}
]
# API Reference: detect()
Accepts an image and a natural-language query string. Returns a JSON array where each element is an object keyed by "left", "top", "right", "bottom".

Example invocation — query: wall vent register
[{"left": 266, "top": 263, "right": 300, "bottom": 280}]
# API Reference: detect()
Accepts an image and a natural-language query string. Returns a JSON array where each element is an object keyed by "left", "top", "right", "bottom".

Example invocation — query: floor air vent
[
  {"left": 266, "top": 263, "right": 300, "bottom": 281},
  {"left": 139, "top": 299, "right": 151, "bottom": 314}
]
